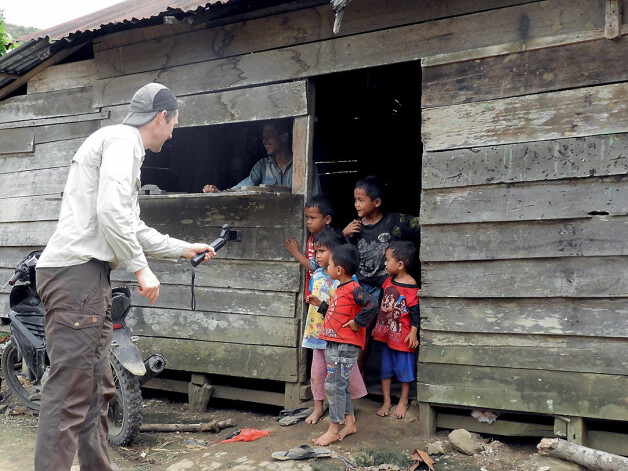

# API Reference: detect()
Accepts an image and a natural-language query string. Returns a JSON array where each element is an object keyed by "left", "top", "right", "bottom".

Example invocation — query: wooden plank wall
[
  {"left": 112, "top": 194, "right": 304, "bottom": 382},
  {"left": 2, "top": 0, "right": 622, "bottom": 407},
  {"left": 419, "top": 23, "right": 628, "bottom": 421},
  {"left": 0, "top": 61, "right": 100, "bottom": 313}
]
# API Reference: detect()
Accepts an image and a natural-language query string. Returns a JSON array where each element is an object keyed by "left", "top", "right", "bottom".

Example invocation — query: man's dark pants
[{"left": 35, "top": 259, "right": 119, "bottom": 471}]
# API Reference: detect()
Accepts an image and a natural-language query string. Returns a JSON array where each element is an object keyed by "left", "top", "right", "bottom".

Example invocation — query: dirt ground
[{"left": 0, "top": 378, "right": 544, "bottom": 471}]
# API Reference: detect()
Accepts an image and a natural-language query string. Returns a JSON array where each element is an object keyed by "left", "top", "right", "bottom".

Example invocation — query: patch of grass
[{"left": 353, "top": 447, "right": 414, "bottom": 468}]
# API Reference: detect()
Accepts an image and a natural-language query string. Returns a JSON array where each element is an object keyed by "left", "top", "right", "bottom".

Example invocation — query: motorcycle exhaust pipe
[{"left": 138, "top": 354, "right": 166, "bottom": 386}]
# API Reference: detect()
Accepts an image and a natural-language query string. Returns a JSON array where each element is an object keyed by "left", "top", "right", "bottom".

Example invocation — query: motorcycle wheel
[
  {"left": 1, "top": 341, "right": 41, "bottom": 410},
  {"left": 107, "top": 354, "right": 142, "bottom": 446}
]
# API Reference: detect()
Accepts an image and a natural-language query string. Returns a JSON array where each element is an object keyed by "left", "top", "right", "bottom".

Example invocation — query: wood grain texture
[
  {"left": 28, "top": 60, "right": 95, "bottom": 94},
  {"left": 417, "top": 363, "right": 628, "bottom": 420},
  {"left": 421, "top": 216, "right": 628, "bottom": 261},
  {"left": 122, "top": 283, "right": 297, "bottom": 318},
  {"left": 0, "top": 167, "right": 67, "bottom": 199},
  {"left": 127, "top": 307, "right": 299, "bottom": 347},
  {"left": 34, "top": 120, "right": 102, "bottom": 144},
  {"left": 420, "top": 332, "right": 628, "bottom": 375},
  {"left": 134, "top": 336, "right": 298, "bottom": 381},
  {"left": 422, "top": 134, "right": 628, "bottom": 190},
  {"left": 420, "top": 176, "right": 628, "bottom": 225},
  {"left": 0, "top": 87, "right": 94, "bottom": 124},
  {"left": 423, "top": 37, "right": 628, "bottom": 107},
  {"left": 0, "top": 196, "right": 61, "bottom": 223},
  {"left": 110, "top": 258, "right": 300, "bottom": 292},
  {"left": 421, "top": 256, "right": 628, "bottom": 298},
  {"left": 420, "top": 297, "right": 628, "bottom": 338},
  {"left": 0, "top": 139, "right": 80, "bottom": 174},
  {"left": 0, "top": 247, "right": 43, "bottom": 269},
  {"left": 423, "top": 82, "right": 628, "bottom": 151},
  {"left": 93, "top": 0, "right": 604, "bottom": 107},
  {"left": 0, "top": 128, "right": 34, "bottom": 154},
  {"left": 105, "top": 81, "right": 309, "bottom": 128},
  {"left": 94, "top": 0, "right": 541, "bottom": 77},
  {"left": 0, "top": 221, "right": 56, "bottom": 246}
]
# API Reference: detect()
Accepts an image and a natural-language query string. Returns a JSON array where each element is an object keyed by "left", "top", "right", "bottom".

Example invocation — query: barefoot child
[
  {"left": 314, "top": 245, "right": 378, "bottom": 446},
  {"left": 285, "top": 195, "right": 334, "bottom": 298},
  {"left": 372, "top": 241, "right": 419, "bottom": 419},
  {"left": 304, "top": 228, "right": 368, "bottom": 425}
]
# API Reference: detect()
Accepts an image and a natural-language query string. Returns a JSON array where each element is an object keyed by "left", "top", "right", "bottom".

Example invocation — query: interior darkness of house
[
  {"left": 143, "top": 61, "right": 422, "bottom": 218},
  {"left": 313, "top": 62, "right": 423, "bottom": 227}
]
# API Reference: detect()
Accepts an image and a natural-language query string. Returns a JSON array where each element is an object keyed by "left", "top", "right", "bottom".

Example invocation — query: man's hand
[
  {"left": 135, "top": 266, "right": 160, "bottom": 305},
  {"left": 343, "top": 319, "right": 360, "bottom": 332},
  {"left": 284, "top": 237, "right": 300, "bottom": 257},
  {"left": 342, "top": 220, "right": 361, "bottom": 237},
  {"left": 203, "top": 184, "right": 220, "bottom": 193},
  {"left": 182, "top": 243, "right": 216, "bottom": 262}
]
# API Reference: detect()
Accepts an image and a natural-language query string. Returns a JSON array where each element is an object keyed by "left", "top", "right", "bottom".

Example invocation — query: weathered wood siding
[
  {"left": 420, "top": 23, "right": 628, "bottom": 421},
  {"left": 3, "top": 0, "right": 625, "bottom": 411}
]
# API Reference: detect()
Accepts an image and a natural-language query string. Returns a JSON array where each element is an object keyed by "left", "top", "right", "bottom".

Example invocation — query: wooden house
[{"left": 0, "top": 0, "right": 626, "bottom": 454}]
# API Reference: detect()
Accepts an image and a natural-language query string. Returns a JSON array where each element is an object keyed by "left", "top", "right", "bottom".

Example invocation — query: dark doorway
[
  {"left": 313, "top": 62, "right": 422, "bottom": 393},
  {"left": 313, "top": 61, "right": 422, "bottom": 227}
]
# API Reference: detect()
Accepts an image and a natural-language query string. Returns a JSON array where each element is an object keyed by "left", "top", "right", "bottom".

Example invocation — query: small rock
[
  {"left": 448, "top": 429, "right": 484, "bottom": 455},
  {"left": 427, "top": 440, "right": 448, "bottom": 455},
  {"left": 530, "top": 454, "right": 587, "bottom": 471}
]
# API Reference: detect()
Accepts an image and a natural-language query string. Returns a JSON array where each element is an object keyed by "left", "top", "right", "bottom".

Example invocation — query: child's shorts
[{"left": 380, "top": 344, "right": 417, "bottom": 383}]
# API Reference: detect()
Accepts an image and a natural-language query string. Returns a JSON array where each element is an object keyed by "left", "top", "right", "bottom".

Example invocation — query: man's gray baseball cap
[{"left": 122, "top": 83, "right": 178, "bottom": 127}]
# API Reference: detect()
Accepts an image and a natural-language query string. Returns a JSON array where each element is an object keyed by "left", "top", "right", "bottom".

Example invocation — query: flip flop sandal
[
  {"left": 272, "top": 444, "right": 331, "bottom": 461},
  {"left": 278, "top": 407, "right": 315, "bottom": 426}
]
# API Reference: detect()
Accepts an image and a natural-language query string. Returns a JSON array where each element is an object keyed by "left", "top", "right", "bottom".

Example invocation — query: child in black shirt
[{"left": 342, "top": 176, "right": 420, "bottom": 378}]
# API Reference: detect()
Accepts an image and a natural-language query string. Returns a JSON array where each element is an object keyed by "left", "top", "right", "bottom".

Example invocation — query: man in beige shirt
[{"left": 35, "top": 83, "right": 214, "bottom": 471}]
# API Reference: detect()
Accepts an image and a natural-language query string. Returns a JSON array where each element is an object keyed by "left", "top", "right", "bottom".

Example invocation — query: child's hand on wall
[{"left": 284, "top": 237, "right": 300, "bottom": 256}]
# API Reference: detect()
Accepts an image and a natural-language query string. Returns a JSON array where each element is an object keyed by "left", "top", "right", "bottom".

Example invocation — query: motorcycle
[{"left": 0, "top": 224, "right": 241, "bottom": 446}]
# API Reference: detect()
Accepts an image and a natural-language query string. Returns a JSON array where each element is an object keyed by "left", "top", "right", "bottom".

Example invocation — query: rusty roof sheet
[{"left": 18, "top": 0, "right": 229, "bottom": 42}]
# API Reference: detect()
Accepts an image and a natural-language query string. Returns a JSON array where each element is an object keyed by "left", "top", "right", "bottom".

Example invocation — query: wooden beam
[
  {"left": 420, "top": 177, "right": 628, "bottom": 225},
  {"left": 418, "top": 364, "right": 628, "bottom": 421},
  {"left": 0, "top": 43, "right": 87, "bottom": 102},
  {"left": 0, "top": 86, "right": 94, "bottom": 124},
  {"left": 421, "top": 216, "right": 628, "bottom": 262},
  {"left": 423, "top": 37, "right": 628, "bottom": 108},
  {"left": 420, "top": 297, "right": 628, "bottom": 338},
  {"left": 422, "top": 134, "right": 628, "bottom": 190},
  {"left": 93, "top": 0, "right": 605, "bottom": 107},
  {"left": 421, "top": 256, "right": 628, "bottom": 298},
  {"left": 0, "top": 111, "right": 108, "bottom": 131},
  {"left": 0, "top": 72, "right": 20, "bottom": 79},
  {"left": 422, "top": 82, "right": 628, "bottom": 151},
  {"left": 605, "top": 0, "right": 622, "bottom": 39}
]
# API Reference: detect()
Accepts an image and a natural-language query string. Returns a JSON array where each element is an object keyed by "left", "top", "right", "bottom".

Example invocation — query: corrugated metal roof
[
  {"left": 0, "top": 0, "right": 231, "bottom": 96},
  {"left": 18, "top": 0, "right": 229, "bottom": 42}
]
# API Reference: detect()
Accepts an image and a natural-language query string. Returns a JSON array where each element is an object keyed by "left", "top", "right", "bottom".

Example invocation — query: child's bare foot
[
  {"left": 339, "top": 422, "right": 357, "bottom": 440},
  {"left": 313, "top": 430, "right": 340, "bottom": 446},
  {"left": 305, "top": 408, "right": 324, "bottom": 424},
  {"left": 392, "top": 402, "right": 409, "bottom": 419},
  {"left": 377, "top": 402, "right": 391, "bottom": 417}
]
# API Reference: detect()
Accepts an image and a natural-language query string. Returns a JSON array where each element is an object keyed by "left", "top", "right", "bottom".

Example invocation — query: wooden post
[
  {"left": 188, "top": 374, "right": 213, "bottom": 412},
  {"left": 291, "top": 79, "right": 315, "bottom": 196},
  {"left": 566, "top": 416, "right": 588, "bottom": 446},
  {"left": 284, "top": 381, "right": 302, "bottom": 409},
  {"left": 553, "top": 416, "right": 568, "bottom": 439},
  {"left": 605, "top": 0, "right": 622, "bottom": 39},
  {"left": 418, "top": 402, "right": 437, "bottom": 436}
]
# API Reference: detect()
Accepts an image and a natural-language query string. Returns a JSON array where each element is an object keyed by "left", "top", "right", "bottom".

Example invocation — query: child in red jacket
[{"left": 314, "top": 244, "right": 378, "bottom": 446}]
